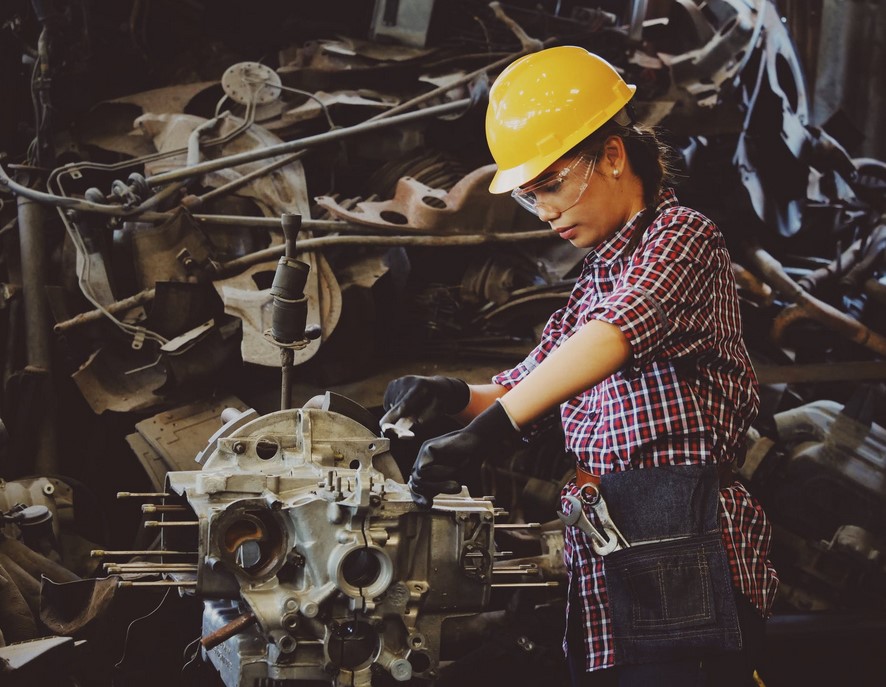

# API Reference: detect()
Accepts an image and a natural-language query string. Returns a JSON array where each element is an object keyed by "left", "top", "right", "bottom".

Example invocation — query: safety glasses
[{"left": 511, "top": 154, "right": 597, "bottom": 216}]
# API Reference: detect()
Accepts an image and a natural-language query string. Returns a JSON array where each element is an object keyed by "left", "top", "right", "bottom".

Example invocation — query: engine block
[{"left": 163, "top": 406, "right": 496, "bottom": 686}]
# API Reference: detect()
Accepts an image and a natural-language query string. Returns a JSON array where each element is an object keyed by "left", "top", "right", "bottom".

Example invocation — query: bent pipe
[{"left": 748, "top": 244, "right": 886, "bottom": 357}]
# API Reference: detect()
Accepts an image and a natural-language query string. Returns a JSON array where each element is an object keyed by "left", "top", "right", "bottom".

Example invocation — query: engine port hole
[
  {"left": 342, "top": 548, "right": 381, "bottom": 588},
  {"left": 256, "top": 438, "right": 279, "bottom": 460},
  {"left": 329, "top": 621, "right": 377, "bottom": 669}
]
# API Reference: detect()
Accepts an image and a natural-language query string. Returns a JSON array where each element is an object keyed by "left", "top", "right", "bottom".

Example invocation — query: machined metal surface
[{"left": 164, "top": 407, "right": 496, "bottom": 686}]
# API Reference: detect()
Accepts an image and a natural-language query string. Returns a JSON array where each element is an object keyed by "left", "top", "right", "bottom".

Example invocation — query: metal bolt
[{"left": 233, "top": 441, "right": 246, "bottom": 454}]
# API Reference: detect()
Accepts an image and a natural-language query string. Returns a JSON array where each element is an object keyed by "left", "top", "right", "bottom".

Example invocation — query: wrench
[
  {"left": 579, "top": 484, "right": 630, "bottom": 555},
  {"left": 558, "top": 494, "right": 611, "bottom": 551}
]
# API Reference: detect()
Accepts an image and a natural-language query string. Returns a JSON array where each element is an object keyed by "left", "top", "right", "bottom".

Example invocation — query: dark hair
[{"left": 574, "top": 120, "right": 677, "bottom": 210}]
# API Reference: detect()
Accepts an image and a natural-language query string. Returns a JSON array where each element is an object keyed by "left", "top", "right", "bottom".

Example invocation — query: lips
[{"left": 554, "top": 224, "right": 577, "bottom": 240}]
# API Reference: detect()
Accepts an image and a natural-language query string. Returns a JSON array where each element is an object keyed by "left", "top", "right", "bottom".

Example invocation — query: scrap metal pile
[{"left": 0, "top": 1, "right": 883, "bottom": 685}]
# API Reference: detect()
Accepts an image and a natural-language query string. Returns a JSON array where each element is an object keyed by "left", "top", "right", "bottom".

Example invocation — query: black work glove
[
  {"left": 409, "top": 400, "right": 521, "bottom": 508},
  {"left": 380, "top": 375, "right": 470, "bottom": 434}
]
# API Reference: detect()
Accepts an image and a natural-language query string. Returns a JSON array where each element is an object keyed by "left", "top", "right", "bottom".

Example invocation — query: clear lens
[{"left": 511, "top": 154, "right": 596, "bottom": 216}]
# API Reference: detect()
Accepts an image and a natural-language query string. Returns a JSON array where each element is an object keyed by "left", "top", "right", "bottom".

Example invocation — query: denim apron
[{"left": 599, "top": 464, "right": 742, "bottom": 665}]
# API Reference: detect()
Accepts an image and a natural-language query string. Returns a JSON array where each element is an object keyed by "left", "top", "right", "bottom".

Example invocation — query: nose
[{"left": 537, "top": 205, "right": 561, "bottom": 223}]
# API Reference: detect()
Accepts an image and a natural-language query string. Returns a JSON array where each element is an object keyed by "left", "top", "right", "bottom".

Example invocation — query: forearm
[
  {"left": 456, "top": 383, "right": 508, "bottom": 422},
  {"left": 499, "top": 319, "right": 631, "bottom": 427}
]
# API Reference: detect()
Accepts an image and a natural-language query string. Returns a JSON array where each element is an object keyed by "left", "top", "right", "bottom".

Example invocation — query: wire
[
  {"left": 114, "top": 588, "right": 172, "bottom": 670},
  {"left": 273, "top": 84, "right": 337, "bottom": 131},
  {"left": 181, "top": 635, "right": 204, "bottom": 674}
]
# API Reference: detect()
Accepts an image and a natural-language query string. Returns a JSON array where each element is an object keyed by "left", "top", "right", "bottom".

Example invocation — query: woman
[{"left": 381, "top": 46, "right": 778, "bottom": 686}]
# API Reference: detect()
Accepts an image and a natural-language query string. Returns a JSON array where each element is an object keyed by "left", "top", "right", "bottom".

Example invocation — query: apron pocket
[{"left": 604, "top": 533, "right": 742, "bottom": 665}]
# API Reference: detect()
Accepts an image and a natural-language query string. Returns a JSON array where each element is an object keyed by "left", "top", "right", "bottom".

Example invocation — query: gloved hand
[
  {"left": 409, "top": 400, "right": 521, "bottom": 508},
  {"left": 380, "top": 375, "right": 470, "bottom": 435}
]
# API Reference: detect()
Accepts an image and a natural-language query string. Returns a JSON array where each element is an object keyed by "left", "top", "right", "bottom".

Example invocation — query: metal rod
[
  {"left": 218, "top": 229, "right": 554, "bottom": 276},
  {"left": 106, "top": 565, "right": 198, "bottom": 573},
  {"left": 135, "top": 212, "right": 432, "bottom": 235},
  {"left": 117, "top": 492, "right": 170, "bottom": 499},
  {"left": 144, "top": 520, "right": 199, "bottom": 527},
  {"left": 55, "top": 288, "right": 156, "bottom": 333},
  {"left": 104, "top": 562, "right": 198, "bottom": 569},
  {"left": 17, "top": 194, "right": 57, "bottom": 475},
  {"left": 465, "top": 551, "right": 513, "bottom": 558},
  {"left": 146, "top": 98, "right": 471, "bottom": 186},
  {"left": 117, "top": 580, "right": 198, "bottom": 588},
  {"left": 92, "top": 550, "right": 198, "bottom": 557},
  {"left": 492, "top": 568, "right": 540, "bottom": 575},
  {"left": 194, "top": 151, "right": 305, "bottom": 206},
  {"left": 493, "top": 523, "right": 542, "bottom": 529},
  {"left": 490, "top": 582, "right": 559, "bottom": 588},
  {"left": 142, "top": 504, "right": 189, "bottom": 513},
  {"left": 281, "top": 347, "right": 294, "bottom": 411},
  {"left": 201, "top": 611, "right": 258, "bottom": 651}
]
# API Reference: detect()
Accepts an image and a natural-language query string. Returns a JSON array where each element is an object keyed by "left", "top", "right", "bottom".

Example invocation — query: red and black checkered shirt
[{"left": 492, "top": 189, "right": 779, "bottom": 671}]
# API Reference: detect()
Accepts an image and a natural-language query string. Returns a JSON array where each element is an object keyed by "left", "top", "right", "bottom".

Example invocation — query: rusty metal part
[
  {"left": 315, "top": 165, "right": 518, "bottom": 233},
  {"left": 201, "top": 611, "right": 259, "bottom": 651},
  {"left": 53, "top": 288, "right": 156, "bottom": 333}
]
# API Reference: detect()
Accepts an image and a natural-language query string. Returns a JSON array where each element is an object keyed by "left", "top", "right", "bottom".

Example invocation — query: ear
[{"left": 602, "top": 136, "right": 627, "bottom": 173}]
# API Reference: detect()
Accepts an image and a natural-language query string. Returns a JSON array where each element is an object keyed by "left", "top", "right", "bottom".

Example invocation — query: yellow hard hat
[{"left": 485, "top": 46, "right": 637, "bottom": 194}]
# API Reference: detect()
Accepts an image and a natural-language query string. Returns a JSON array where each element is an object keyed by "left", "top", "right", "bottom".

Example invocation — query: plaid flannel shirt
[{"left": 492, "top": 189, "right": 779, "bottom": 671}]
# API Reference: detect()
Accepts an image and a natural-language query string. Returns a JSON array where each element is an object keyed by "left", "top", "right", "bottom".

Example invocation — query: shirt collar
[{"left": 583, "top": 188, "right": 679, "bottom": 266}]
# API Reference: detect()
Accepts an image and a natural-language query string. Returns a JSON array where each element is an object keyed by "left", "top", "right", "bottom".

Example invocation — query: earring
[{"left": 613, "top": 169, "right": 620, "bottom": 178}]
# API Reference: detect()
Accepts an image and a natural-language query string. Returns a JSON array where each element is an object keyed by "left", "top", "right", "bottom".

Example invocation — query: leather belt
[
  {"left": 576, "top": 462, "right": 736, "bottom": 489},
  {"left": 576, "top": 464, "right": 601, "bottom": 488}
]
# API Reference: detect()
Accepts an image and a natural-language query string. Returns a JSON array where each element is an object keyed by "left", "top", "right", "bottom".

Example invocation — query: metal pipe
[
  {"left": 192, "top": 151, "right": 306, "bottom": 207},
  {"left": 91, "top": 550, "right": 198, "bottom": 557},
  {"left": 144, "top": 520, "right": 199, "bottom": 527},
  {"left": 54, "top": 287, "right": 156, "bottom": 333},
  {"left": 117, "top": 580, "right": 198, "bottom": 588},
  {"left": 281, "top": 348, "right": 293, "bottom": 411},
  {"left": 141, "top": 504, "right": 189, "bottom": 513},
  {"left": 748, "top": 244, "right": 886, "bottom": 357},
  {"left": 200, "top": 611, "right": 258, "bottom": 651},
  {"left": 16, "top": 194, "right": 57, "bottom": 474},
  {"left": 106, "top": 565, "right": 198, "bottom": 573},
  {"left": 117, "top": 492, "right": 170, "bottom": 498},
  {"left": 627, "top": 0, "right": 649, "bottom": 43},
  {"left": 218, "top": 229, "right": 554, "bottom": 275},
  {"left": 135, "top": 212, "right": 426, "bottom": 235},
  {"left": 17, "top": 196, "right": 51, "bottom": 369},
  {"left": 146, "top": 98, "right": 471, "bottom": 187}
]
